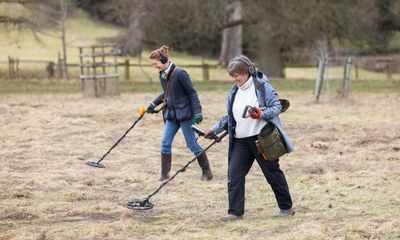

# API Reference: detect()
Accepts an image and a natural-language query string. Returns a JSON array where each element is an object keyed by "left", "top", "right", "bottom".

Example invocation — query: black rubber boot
[
  {"left": 160, "top": 153, "right": 171, "bottom": 181},
  {"left": 197, "top": 152, "right": 213, "bottom": 181}
]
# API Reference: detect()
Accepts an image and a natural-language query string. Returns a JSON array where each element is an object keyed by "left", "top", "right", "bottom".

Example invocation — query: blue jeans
[{"left": 161, "top": 119, "right": 203, "bottom": 155}]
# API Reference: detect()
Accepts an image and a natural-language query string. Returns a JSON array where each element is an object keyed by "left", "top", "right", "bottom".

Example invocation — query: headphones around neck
[
  {"left": 235, "top": 58, "right": 256, "bottom": 76},
  {"left": 157, "top": 49, "right": 168, "bottom": 64}
]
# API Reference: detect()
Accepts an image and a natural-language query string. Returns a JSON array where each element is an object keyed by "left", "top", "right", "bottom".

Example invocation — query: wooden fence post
[
  {"left": 355, "top": 62, "right": 359, "bottom": 80},
  {"left": 342, "top": 57, "right": 352, "bottom": 98},
  {"left": 324, "top": 57, "right": 330, "bottom": 96},
  {"left": 46, "top": 62, "right": 55, "bottom": 79},
  {"left": 91, "top": 46, "right": 99, "bottom": 97},
  {"left": 8, "top": 56, "right": 12, "bottom": 79},
  {"left": 15, "top": 58, "right": 19, "bottom": 79},
  {"left": 125, "top": 59, "right": 130, "bottom": 81},
  {"left": 386, "top": 62, "right": 392, "bottom": 80},
  {"left": 79, "top": 47, "right": 83, "bottom": 87},
  {"left": 57, "top": 52, "right": 62, "bottom": 79},
  {"left": 202, "top": 60, "right": 209, "bottom": 82},
  {"left": 315, "top": 57, "right": 326, "bottom": 102}
]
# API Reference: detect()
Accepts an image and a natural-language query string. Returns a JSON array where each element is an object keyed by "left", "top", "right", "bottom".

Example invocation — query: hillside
[{"left": 0, "top": 8, "right": 122, "bottom": 63}]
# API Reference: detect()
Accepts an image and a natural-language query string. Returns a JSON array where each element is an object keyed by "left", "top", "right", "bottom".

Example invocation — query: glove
[
  {"left": 146, "top": 102, "right": 155, "bottom": 114},
  {"left": 249, "top": 107, "right": 261, "bottom": 119},
  {"left": 193, "top": 114, "right": 203, "bottom": 124},
  {"left": 204, "top": 129, "right": 217, "bottom": 139}
]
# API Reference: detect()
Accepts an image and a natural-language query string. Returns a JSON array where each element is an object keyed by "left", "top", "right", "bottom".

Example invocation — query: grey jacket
[{"left": 212, "top": 70, "right": 294, "bottom": 158}]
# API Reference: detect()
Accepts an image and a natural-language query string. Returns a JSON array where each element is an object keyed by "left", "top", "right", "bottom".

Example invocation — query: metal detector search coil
[
  {"left": 85, "top": 160, "right": 106, "bottom": 168},
  {"left": 84, "top": 105, "right": 162, "bottom": 168},
  {"left": 126, "top": 199, "right": 154, "bottom": 210}
]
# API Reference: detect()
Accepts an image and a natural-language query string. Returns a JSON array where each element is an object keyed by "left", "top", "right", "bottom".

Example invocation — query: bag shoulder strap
[{"left": 161, "top": 67, "right": 179, "bottom": 110}]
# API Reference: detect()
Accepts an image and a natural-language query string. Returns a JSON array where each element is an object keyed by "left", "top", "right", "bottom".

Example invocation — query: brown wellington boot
[
  {"left": 197, "top": 152, "right": 213, "bottom": 181},
  {"left": 159, "top": 153, "right": 171, "bottom": 181}
]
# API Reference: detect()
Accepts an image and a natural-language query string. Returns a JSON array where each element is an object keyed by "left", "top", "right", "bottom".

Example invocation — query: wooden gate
[{"left": 79, "top": 44, "right": 120, "bottom": 97}]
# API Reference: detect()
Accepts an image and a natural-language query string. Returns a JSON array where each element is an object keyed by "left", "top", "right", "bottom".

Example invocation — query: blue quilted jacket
[{"left": 152, "top": 64, "right": 202, "bottom": 122}]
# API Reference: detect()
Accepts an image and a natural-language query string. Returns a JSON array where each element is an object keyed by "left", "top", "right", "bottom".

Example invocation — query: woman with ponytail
[{"left": 146, "top": 45, "right": 213, "bottom": 181}]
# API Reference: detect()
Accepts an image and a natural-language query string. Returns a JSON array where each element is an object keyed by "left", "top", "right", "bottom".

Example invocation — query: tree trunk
[
  {"left": 219, "top": 1, "right": 242, "bottom": 65},
  {"left": 126, "top": 3, "right": 143, "bottom": 57},
  {"left": 60, "top": 0, "right": 68, "bottom": 79},
  {"left": 257, "top": 38, "right": 284, "bottom": 78}
]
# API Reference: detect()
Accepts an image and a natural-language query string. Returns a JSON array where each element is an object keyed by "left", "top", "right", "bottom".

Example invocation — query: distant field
[{"left": 1, "top": 7, "right": 399, "bottom": 84}]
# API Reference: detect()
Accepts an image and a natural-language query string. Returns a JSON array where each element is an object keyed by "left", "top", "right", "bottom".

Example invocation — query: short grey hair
[{"left": 227, "top": 55, "right": 254, "bottom": 76}]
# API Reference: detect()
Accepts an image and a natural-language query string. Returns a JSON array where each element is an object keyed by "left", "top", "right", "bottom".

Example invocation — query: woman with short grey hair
[{"left": 205, "top": 55, "right": 295, "bottom": 221}]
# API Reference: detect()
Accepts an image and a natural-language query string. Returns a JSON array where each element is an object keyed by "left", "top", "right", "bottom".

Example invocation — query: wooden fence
[
  {"left": 0, "top": 57, "right": 220, "bottom": 82},
  {"left": 0, "top": 56, "right": 398, "bottom": 82}
]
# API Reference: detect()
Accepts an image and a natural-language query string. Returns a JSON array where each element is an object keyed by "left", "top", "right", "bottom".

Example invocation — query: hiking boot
[
  {"left": 274, "top": 207, "right": 295, "bottom": 217},
  {"left": 220, "top": 214, "right": 242, "bottom": 222},
  {"left": 196, "top": 152, "right": 213, "bottom": 181},
  {"left": 159, "top": 153, "right": 171, "bottom": 181}
]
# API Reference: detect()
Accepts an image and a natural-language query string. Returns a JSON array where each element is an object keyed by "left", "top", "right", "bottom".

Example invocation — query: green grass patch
[
  {"left": 352, "top": 80, "right": 400, "bottom": 93},
  {"left": 0, "top": 80, "right": 80, "bottom": 94},
  {"left": 1, "top": 79, "right": 399, "bottom": 94},
  {"left": 12, "top": 191, "right": 33, "bottom": 199}
]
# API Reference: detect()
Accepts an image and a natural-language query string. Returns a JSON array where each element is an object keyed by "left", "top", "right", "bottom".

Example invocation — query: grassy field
[{"left": 0, "top": 91, "right": 399, "bottom": 240}]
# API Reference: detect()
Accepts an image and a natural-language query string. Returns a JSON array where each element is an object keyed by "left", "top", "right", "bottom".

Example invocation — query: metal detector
[
  {"left": 126, "top": 128, "right": 228, "bottom": 210},
  {"left": 85, "top": 106, "right": 162, "bottom": 168}
]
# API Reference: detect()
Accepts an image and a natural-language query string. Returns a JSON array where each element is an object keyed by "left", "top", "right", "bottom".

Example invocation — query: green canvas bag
[{"left": 256, "top": 123, "right": 288, "bottom": 161}]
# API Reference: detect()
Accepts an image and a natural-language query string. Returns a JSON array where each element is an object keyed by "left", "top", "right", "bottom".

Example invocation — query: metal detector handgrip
[
  {"left": 215, "top": 131, "right": 228, "bottom": 142},
  {"left": 242, "top": 99, "right": 290, "bottom": 118},
  {"left": 191, "top": 125, "right": 219, "bottom": 140},
  {"left": 242, "top": 105, "right": 266, "bottom": 118},
  {"left": 152, "top": 108, "right": 162, "bottom": 113},
  {"left": 191, "top": 125, "right": 205, "bottom": 136}
]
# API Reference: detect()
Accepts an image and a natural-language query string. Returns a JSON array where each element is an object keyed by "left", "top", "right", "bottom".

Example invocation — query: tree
[
  {"left": 219, "top": 1, "right": 243, "bottom": 65},
  {"left": 243, "top": 0, "right": 380, "bottom": 77},
  {"left": 106, "top": 0, "right": 149, "bottom": 56},
  {"left": 0, "top": 0, "right": 42, "bottom": 30},
  {"left": 371, "top": 0, "right": 400, "bottom": 51},
  {"left": 75, "top": 0, "right": 394, "bottom": 76},
  {"left": 140, "top": 0, "right": 228, "bottom": 54},
  {"left": 0, "top": 0, "right": 71, "bottom": 78},
  {"left": 59, "top": 0, "right": 69, "bottom": 79}
]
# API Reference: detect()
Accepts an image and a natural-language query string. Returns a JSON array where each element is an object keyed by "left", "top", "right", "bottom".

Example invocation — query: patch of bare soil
[{"left": 0, "top": 208, "right": 38, "bottom": 221}]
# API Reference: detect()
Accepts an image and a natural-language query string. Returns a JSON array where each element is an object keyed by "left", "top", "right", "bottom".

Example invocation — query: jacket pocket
[{"left": 174, "top": 97, "right": 193, "bottom": 122}]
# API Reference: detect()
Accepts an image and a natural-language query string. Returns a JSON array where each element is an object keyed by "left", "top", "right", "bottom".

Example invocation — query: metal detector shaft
[
  {"left": 93, "top": 106, "right": 163, "bottom": 165},
  {"left": 94, "top": 115, "right": 144, "bottom": 165},
  {"left": 142, "top": 131, "right": 228, "bottom": 203}
]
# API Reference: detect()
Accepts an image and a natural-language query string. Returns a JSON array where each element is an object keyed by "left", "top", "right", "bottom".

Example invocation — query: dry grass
[{"left": 1, "top": 91, "right": 400, "bottom": 240}]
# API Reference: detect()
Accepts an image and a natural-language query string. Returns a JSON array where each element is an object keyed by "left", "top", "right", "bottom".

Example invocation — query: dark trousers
[{"left": 228, "top": 136, "right": 293, "bottom": 216}]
